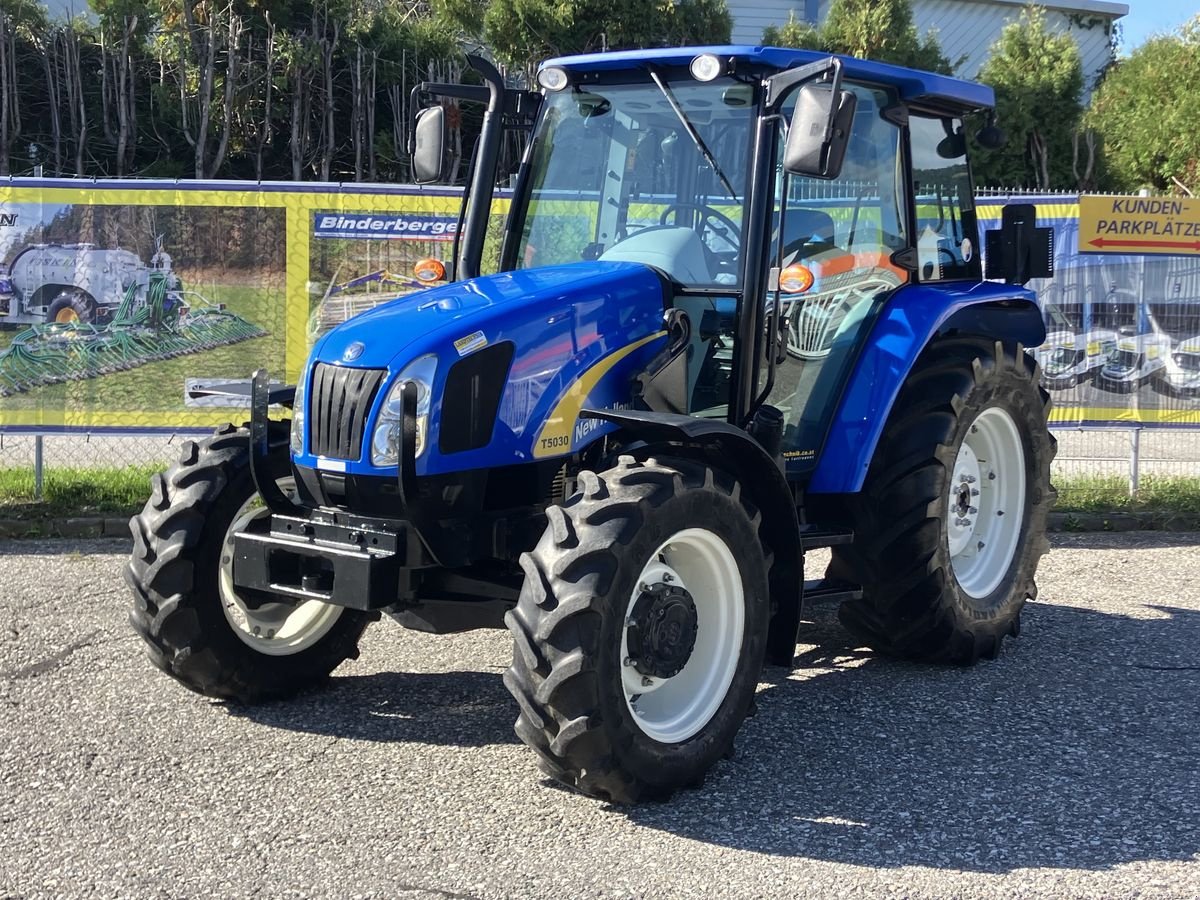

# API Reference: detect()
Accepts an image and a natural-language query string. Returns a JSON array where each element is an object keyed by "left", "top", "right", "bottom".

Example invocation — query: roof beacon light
[
  {"left": 538, "top": 66, "right": 570, "bottom": 92},
  {"left": 690, "top": 54, "right": 724, "bottom": 83}
]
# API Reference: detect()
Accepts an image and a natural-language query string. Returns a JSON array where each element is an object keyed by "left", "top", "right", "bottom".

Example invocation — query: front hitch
[{"left": 249, "top": 368, "right": 294, "bottom": 514}]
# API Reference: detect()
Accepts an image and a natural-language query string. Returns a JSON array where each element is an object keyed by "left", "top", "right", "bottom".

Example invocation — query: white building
[{"left": 731, "top": 0, "right": 1128, "bottom": 95}]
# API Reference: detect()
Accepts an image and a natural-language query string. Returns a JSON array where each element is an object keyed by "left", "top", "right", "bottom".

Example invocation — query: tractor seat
[{"left": 779, "top": 209, "right": 838, "bottom": 264}]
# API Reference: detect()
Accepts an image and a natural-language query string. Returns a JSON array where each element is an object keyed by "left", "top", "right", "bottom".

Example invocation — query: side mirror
[
  {"left": 783, "top": 83, "right": 856, "bottom": 180},
  {"left": 412, "top": 106, "right": 447, "bottom": 184}
]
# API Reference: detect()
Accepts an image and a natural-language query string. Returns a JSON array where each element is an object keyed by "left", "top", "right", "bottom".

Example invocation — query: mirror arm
[
  {"left": 764, "top": 56, "right": 841, "bottom": 110},
  {"left": 407, "top": 82, "right": 490, "bottom": 155}
]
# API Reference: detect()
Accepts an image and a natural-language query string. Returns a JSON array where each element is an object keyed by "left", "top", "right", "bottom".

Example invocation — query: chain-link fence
[{"left": 1, "top": 425, "right": 1195, "bottom": 511}]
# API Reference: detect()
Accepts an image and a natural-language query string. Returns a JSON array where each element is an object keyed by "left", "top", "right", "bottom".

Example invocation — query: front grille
[{"left": 309, "top": 363, "right": 386, "bottom": 460}]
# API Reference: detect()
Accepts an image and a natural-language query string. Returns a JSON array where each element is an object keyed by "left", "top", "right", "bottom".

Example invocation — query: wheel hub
[
  {"left": 946, "top": 441, "right": 982, "bottom": 558},
  {"left": 626, "top": 583, "right": 699, "bottom": 679}
]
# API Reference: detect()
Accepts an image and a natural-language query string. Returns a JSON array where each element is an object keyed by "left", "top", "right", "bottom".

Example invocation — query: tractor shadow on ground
[
  {"left": 228, "top": 668, "right": 520, "bottom": 747},
  {"left": 625, "top": 598, "right": 1200, "bottom": 874}
]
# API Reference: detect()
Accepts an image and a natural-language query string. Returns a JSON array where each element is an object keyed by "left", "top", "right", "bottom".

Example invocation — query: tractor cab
[{"left": 411, "top": 47, "right": 1039, "bottom": 478}]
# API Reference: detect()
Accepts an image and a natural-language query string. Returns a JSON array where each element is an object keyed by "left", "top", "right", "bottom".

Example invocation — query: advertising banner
[
  {"left": 0, "top": 180, "right": 474, "bottom": 432},
  {"left": 1, "top": 182, "right": 1197, "bottom": 433},
  {"left": 979, "top": 196, "right": 1200, "bottom": 428}
]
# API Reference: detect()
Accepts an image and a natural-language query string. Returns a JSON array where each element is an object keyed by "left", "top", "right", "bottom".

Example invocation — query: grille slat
[{"left": 309, "top": 363, "right": 386, "bottom": 460}]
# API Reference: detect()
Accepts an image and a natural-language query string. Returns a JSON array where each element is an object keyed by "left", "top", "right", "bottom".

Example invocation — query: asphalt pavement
[{"left": 1, "top": 533, "right": 1198, "bottom": 899}]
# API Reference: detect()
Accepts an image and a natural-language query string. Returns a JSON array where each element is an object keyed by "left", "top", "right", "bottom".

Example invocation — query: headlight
[
  {"left": 289, "top": 368, "right": 308, "bottom": 455},
  {"left": 371, "top": 354, "right": 437, "bottom": 466}
]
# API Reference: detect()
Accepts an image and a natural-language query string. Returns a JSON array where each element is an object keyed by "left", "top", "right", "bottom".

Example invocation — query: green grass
[
  {"left": 0, "top": 464, "right": 163, "bottom": 521},
  {"left": 1054, "top": 474, "right": 1200, "bottom": 515},
  {"left": 2, "top": 466, "right": 1197, "bottom": 525},
  {"left": 0, "top": 283, "right": 284, "bottom": 416}
]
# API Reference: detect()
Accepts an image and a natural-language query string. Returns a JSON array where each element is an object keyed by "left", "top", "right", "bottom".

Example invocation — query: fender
[
  {"left": 583, "top": 408, "right": 803, "bottom": 668},
  {"left": 808, "top": 282, "right": 1044, "bottom": 494}
]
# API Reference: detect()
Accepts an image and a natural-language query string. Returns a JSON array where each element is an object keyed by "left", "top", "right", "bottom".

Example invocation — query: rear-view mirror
[
  {"left": 783, "top": 83, "right": 856, "bottom": 180},
  {"left": 412, "top": 106, "right": 447, "bottom": 184}
]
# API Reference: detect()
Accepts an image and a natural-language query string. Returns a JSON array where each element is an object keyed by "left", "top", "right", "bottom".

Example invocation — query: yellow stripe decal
[
  {"left": 1048, "top": 407, "right": 1200, "bottom": 425},
  {"left": 532, "top": 331, "right": 666, "bottom": 458}
]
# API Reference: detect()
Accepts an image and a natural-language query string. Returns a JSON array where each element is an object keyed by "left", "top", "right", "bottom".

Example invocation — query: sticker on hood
[{"left": 453, "top": 331, "right": 488, "bottom": 356}]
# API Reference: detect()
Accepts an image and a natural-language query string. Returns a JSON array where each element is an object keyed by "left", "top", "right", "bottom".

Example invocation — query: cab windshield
[{"left": 514, "top": 77, "right": 755, "bottom": 287}]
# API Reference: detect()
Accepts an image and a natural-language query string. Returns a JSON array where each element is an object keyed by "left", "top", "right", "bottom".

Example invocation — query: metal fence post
[
  {"left": 34, "top": 434, "right": 45, "bottom": 500},
  {"left": 1129, "top": 427, "right": 1141, "bottom": 503}
]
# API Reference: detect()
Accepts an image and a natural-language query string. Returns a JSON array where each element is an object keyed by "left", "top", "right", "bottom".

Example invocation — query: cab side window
[
  {"left": 909, "top": 115, "right": 982, "bottom": 282},
  {"left": 763, "top": 85, "right": 910, "bottom": 467}
]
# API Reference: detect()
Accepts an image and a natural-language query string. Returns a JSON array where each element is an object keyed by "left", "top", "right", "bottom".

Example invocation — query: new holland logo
[
  {"left": 0, "top": 213, "right": 17, "bottom": 228},
  {"left": 342, "top": 342, "right": 365, "bottom": 362}
]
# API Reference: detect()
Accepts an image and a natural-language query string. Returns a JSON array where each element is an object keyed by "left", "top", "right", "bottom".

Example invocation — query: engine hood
[
  {"left": 313, "top": 261, "right": 666, "bottom": 370},
  {"left": 296, "top": 260, "right": 671, "bottom": 478}
]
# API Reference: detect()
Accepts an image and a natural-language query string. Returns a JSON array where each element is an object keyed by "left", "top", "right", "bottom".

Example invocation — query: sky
[{"left": 1119, "top": 0, "right": 1197, "bottom": 53}]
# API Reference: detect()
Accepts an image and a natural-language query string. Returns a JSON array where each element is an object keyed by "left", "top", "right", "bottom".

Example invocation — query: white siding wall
[
  {"left": 729, "top": 0, "right": 805, "bottom": 45},
  {"left": 727, "top": 0, "right": 1124, "bottom": 97}
]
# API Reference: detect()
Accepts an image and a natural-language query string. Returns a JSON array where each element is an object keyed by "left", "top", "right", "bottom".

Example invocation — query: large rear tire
[
  {"left": 126, "top": 424, "right": 372, "bottom": 702},
  {"left": 504, "top": 455, "right": 769, "bottom": 803},
  {"left": 820, "top": 338, "right": 1056, "bottom": 664},
  {"left": 46, "top": 290, "right": 96, "bottom": 324}
]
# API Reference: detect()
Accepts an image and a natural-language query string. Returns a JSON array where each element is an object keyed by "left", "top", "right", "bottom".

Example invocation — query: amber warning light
[{"left": 414, "top": 258, "right": 447, "bottom": 283}]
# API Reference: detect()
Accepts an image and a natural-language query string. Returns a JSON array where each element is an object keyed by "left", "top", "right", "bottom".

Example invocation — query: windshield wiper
[{"left": 647, "top": 67, "right": 738, "bottom": 201}]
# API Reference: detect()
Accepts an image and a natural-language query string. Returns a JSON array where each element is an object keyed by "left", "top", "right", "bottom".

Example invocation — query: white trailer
[{"left": 0, "top": 243, "right": 181, "bottom": 325}]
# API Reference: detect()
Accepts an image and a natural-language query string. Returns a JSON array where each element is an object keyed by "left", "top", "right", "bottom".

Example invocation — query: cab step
[
  {"left": 803, "top": 579, "right": 863, "bottom": 605},
  {"left": 798, "top": 524, "right": 855, "bottom": 550}
]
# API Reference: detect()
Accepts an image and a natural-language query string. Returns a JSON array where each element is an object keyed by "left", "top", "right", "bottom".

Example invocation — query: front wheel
[
  {"left": 126, "top": 424, "right": 372, "bottom": 702},
  {"left": 819, "top": 338, "right": 1056, "bottom": 664},
  {"left": 504, "top": 456, "right": 769, "bottom": 803}
]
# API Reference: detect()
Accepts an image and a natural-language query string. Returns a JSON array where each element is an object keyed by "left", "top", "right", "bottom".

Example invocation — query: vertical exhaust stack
[{"left": 457, "top": 55, "right": 506, "bottom": 282}]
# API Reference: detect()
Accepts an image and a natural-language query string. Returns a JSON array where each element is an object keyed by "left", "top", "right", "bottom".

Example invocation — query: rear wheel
[
  {"left": 820, "top": 338, "right": 1056, "bottom": 663},
  {"left": 504, "top": 456, "right": 769, "bottom": 803},
  {"left": 46, "top": 290, "right": 96, "bottom": 324},
  {"left": 126, "top": 424, "right": 371, "bottom": 702}
]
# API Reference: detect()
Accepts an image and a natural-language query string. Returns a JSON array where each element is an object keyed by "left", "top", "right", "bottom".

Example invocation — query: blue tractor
[{"left": 128, "top": 47, "right": 1056, "bottom": 802}]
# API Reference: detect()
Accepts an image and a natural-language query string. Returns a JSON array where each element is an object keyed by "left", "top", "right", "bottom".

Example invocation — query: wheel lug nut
[
  {"left": 662, "top": 573, "right": 674, "bottom": 583},
  {"left": 968, "top": 506, "right": 978, "bottom": 515},
  {"left": 966, "top": 475, "right": 976, "bottom": 483},
  {"left": 623, "top": 656, "right": 635, "bottom": 667},
  {"left": 971, "top": 488, "right": 980, "bottom": 496},
  {"left": 641, "top": 676, "right": 653, "bottom": 687}
]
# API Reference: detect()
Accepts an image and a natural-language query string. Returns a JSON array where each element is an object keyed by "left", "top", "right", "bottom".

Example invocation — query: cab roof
[{"left": 540, "top": 45, "right": 994, "bottom": 113}]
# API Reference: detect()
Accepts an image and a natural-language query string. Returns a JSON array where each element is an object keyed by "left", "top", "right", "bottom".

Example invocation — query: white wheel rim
[
  {"left": 620, "top": 528, "right": 744, "bottom": 744},
  {"left": 946, "top": 407, "right": 1027, "bottom": 600},
  {"left": 218, "top": 478, "right": 344, "bottom": 656}
]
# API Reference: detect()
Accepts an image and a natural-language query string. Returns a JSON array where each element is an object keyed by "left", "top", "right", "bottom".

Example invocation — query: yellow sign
[
  {"left": 1079, "top": 194, "right": 1200, "bottom": 255},
  {"left": 0, "top": 182, "right": 493, "bottom": 430}
]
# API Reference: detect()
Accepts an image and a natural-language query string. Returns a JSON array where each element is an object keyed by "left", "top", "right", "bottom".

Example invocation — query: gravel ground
[{"left": 1, "top": 533, "right": 1198, "bottom": 899}]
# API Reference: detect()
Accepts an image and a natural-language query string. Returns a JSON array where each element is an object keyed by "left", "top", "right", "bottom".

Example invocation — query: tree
[
  {"left": 973, "top": 5, "right": 1086, "bottom": 190},
  {"left": 763, "top": 0, "right": 953, "bottom": 75},
  {"left": 435, "top": 0, "right": 732, "bottom": 76},
  {"left": 1087, "top": 16, "right": 1200, "bottom": 195}
]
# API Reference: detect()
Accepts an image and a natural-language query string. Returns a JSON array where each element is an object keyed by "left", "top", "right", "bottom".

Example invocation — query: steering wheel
[
  {"left": 658, "top": 204, "right": 743, "bottom": 280},
  {"left": 659, "top": 203, "right": 741, "bottom": 252}
]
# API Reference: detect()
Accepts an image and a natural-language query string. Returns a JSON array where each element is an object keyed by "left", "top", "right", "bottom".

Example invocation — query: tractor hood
[
  {"left": 297, "top": 260, "right": 671, "bottom": 477},
  {"left": 312, "top": 261, "right": 666, "bottom": 371}
]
